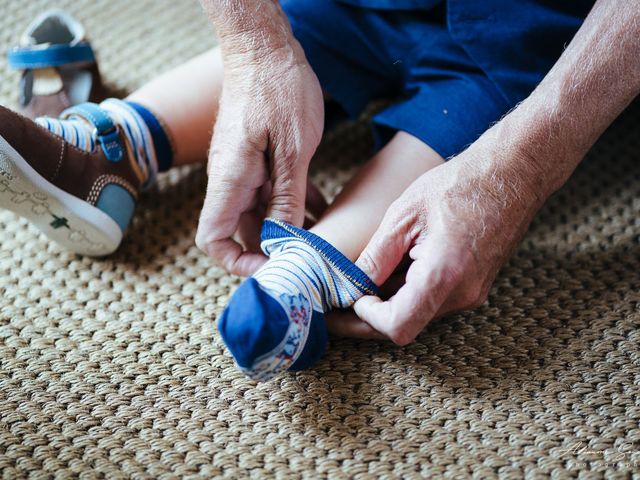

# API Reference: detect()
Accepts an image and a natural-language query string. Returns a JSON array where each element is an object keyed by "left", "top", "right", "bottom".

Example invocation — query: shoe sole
[{"left": 0, "top": 134, "right": 122, "bottom": 256}]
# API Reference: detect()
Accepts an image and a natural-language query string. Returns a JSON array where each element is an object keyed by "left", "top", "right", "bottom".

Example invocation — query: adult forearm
[
  {"left": 199, "top": 0, "right": 294, "bottom": 57},
  {"left": 494, "top": 0, "right": 640, "bottom": 197}
]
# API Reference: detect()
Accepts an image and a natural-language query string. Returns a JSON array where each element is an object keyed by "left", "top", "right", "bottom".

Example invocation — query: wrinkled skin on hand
[
  {"left": 196, "top": 43, "right": 325, "bottom": 276},
  {"left": 330, "top": 131, "right": 548, "bottom": 344}
]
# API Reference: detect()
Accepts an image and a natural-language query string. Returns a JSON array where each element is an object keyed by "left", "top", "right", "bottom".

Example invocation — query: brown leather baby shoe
[
  {"left": 7, "top": 10, "right": 105, "bottom": 119},
  {"left": 0, "top": 105, "right": 144, "bottom": 256}
]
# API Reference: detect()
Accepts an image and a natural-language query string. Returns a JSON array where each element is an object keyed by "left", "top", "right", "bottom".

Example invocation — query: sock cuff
[
  {"left": 125, "top": 101, "right": 174, "bottom": 172},
  {"left": 261, "top": 218, "right": 380, "bottom": 297}
]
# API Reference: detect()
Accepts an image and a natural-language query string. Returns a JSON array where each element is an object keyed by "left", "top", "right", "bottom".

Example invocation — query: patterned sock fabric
[
  {"left": 35, "top": 98, "right": 173, "bottom": 190},
  {"left": 218, "top": 218, "right": 379, "bottom": 382}
]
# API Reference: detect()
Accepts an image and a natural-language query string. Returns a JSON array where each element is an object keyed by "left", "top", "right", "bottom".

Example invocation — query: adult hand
[
  {"left": 196, "top": 2, "right": 324, "bottom": 276},
  {"left": 352, "top": 126, "right": 550, "bottom": 345},
  {"left": 332, "top": 0, "right": 640, "bottom": 343}
]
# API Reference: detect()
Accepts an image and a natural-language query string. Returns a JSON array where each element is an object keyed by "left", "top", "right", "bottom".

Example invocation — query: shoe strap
[
  {"left": 62, "top": 102, "right": 124, "bottom": 162},
  {"left": 8, "top": 42, "right": 95, "bottom": 69}
]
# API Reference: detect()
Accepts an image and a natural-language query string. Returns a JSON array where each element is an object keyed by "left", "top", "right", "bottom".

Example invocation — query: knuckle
[
  {"left": 385, "top": 199, "right": 419, "bottom": 242},
  {"left": 195, "top": 231, "right": 208, "bottom": 253},
  {"left": 195, "top": 226, "right": 225, "bottom": 264},
  {"left": 269, "top": 188, "right": 304, "bottom": 221},
  {"left": 270, "top": 191, "right": 301, "bottom": 210},
  {"left": 269, "top": 130, "right": 307, "bottom": 166},
  {"left": 272, "top": 144, "right": 300, "bottom": 169},
  {"left": 388, "top": 326, "right": 414, "bottom": 347},
  {"left": 386, "top": 312, "right": 415, "bottom": 347},
  {"left": 224, "top": 258, "right": 240, "bottom": 276},
  {"left": 438, "top": 262, "right": 466, "bottom": 289},
  {"left": 460, "top": 284, "right": 486, "bottom": 310},
  {"left": 210, "top": 247, "right": 237, "bottom": 273},
  {"left": 195, "top": 224, "right": 212, "bottom": 253},
  {"left": 385, "top": 198, "right": 406, "bottom": 221},
  {"left": 358, "top": 249, "right": 381, "bottom": 279}
]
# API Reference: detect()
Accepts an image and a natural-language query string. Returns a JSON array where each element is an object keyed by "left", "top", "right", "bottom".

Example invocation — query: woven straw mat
[{"left": 0, "top": 0, "right": 639, "bottom": 478}]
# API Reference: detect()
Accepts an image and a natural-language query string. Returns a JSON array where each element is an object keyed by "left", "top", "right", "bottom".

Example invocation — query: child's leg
[
  {"left": 0, "top": 48, "right": 225, "bottom": 255},
  {"left": 35, "top": 46, "right": 224, "bottom": 181},
  {"left": 310, "top": 131, "right": 443, "bottom": 261},
  {"left": 219, "top": 131, "right": 444, "bottom": 380},
  {"left": 126, "top": 48, "right": 223, "bottom": 167}
]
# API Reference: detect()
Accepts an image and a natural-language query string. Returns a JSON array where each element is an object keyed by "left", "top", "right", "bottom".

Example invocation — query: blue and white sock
[
  {"left": 35, "top": 98, "right": 173, "bottom": 190},
  {"left": 218, "top": 218, "right": 379, "bottom": 382}
]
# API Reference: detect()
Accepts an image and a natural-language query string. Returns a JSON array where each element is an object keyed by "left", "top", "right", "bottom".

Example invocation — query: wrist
[
  {"left": 201, "top": 0, "right": 296, "bottom": 60},
  {"left": 488, "top": 96, "right": 586, "bottom": 200}
]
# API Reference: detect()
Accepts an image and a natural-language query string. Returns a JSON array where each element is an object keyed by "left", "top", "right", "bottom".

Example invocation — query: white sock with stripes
[
  {"left": 35, "top": 99, "right": 158, "bottom": 189},
  {"left": 255, "top": 236, "right": 364, "bottom": 313},
  {"left": 218, "top": 219, "right": 379, "bottom": 381}
]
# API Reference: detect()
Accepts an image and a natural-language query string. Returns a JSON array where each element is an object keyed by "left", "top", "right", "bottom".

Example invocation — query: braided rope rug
[{"left": 1, "top": 1, "right": 639, "bottom": 478}]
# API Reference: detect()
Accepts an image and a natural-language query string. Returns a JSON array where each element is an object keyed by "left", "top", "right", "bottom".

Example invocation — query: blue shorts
[{"left": 281, "top": 0, "right": 513, "bottom": 159}]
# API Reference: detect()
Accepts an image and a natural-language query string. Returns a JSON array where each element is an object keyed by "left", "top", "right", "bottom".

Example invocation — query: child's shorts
[{"left": 281, "top": 0, "right": 513, "bottom": 159}]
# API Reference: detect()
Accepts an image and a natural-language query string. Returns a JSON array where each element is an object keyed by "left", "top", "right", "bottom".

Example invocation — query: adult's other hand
[
  {"left": 352, "top": 126, "right": 550, "bottom": 345},
  {"left": 196, "top": 0, "right": 324, "bottom": 276}
]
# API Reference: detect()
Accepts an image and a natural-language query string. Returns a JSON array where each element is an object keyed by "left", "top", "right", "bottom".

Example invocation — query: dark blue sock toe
[
  {"left": 218, "top": 277, "right": 290, "bottom": 369},
  {"left": 218, "top": 277, "right": 329, "bottom": 373},
  {"left": 289, "top": 310, "right": 328, "bottom": 371}
]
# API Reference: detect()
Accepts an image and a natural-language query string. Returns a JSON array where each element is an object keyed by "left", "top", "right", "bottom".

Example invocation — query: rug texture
[{"left": 0, "top": 1, "right": 639, "bottom": 478}]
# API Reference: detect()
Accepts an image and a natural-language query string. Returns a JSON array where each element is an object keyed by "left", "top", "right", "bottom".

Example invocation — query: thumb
[
  {"left": 356, "top": 207, "right": 415, "bottom": 286},
  {"left": 267, "top": 156, "right": 309, "bottom": 227}
]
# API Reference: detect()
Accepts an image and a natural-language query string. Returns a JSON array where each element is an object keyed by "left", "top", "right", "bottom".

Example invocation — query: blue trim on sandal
[
  {"left": 261, "top": 218, "right": 380, "bottom": 296},
  {"left": 8, "top": 43, "right": 95, "bottom": 69}
]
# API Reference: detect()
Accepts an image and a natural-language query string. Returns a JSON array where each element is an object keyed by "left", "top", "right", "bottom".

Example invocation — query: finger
[
  {"left": 196, "top": 179, "right": 250, "bottom": 270},
  {"left": 433, "top": 282, "right": 487, "bottom": 319},
  {"left": 325, "top": 309, "right": 387, "bottom": 340},
  {"left": 355, "top": 206, "right": 415, "bottom": 286},
  {"left": 196, "top": 157, "right": 267, "bottom": 275},
  {"left": 205, "top": 238, "right": 267, "bottom": 277},
  {"left": 305, "top": 178, "right": 328, "bottom": 221},
  {"left": 354, "top": 240, "right": 457, "bottom": 345},
  {"left": 411, "top": 238, "right": 480, "bottom": 319},
  {"left": 267, "top": 150, "right": 311, "bottom": 228},
  {"left": 352, "top": 285, "right": 432, "bottom": 346}
]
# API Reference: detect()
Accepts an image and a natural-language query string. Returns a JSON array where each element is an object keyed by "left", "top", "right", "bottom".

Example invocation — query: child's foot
[
  {"left": 0, "top": 99, "right": 172, "bottom": 255},
  {"left": 218, "top": 218, "right": 379, "bottom": 381}
]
